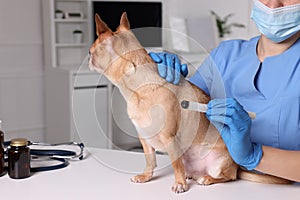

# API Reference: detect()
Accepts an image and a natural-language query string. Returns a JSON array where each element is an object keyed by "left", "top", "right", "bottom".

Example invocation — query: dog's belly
[{"left": 182, "top": 145, "right": 225, "bottom": 178}]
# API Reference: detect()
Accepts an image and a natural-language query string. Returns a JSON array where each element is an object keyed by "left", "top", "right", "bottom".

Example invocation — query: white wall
[
  {"left": 164, "top": 0, "right": 259, "bottom": 40},
  {"left": 0, "top": 0, "right": 44, "bottom": 141}
]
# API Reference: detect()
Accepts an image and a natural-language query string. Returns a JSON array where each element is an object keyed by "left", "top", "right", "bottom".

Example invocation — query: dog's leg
[
  {"left": 131, "top": 137, "right": 157, "bottom": 183},
  {"left": 196, "top": 155, "right": 238, "bottom": 185},
  {"left": 164, "top": 138, "right": 188, "bottom": 193},
  {"left": 196, "top": 175, "right": 231, "bottom": 185},
  {"left": 171, "top": 157, "right": 188, "bottom": 193}
]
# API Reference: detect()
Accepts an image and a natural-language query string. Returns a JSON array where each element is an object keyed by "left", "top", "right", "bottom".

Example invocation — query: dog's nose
[{"left": 88, "top": 51, "right": 91, "bottom": 62}]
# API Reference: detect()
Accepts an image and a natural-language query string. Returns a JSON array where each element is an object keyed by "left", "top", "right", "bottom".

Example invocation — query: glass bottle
[
  {"left": 0, "top": 120, "right": 5, "bottom": 176},
  {"left": 8, "top": 138, "right": 30, "bottom": 179}
]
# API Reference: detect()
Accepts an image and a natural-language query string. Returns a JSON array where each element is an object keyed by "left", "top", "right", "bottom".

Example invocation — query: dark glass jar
[
  {"left": 8, "top": 138, "right": 30, "bottom": 179},
  {"left": 0, "top": 128, "right": 5, "bottom": 176}
]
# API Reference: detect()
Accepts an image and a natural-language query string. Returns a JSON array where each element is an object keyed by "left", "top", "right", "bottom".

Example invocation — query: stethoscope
[{"left": 4, "top": 141, "right": 84, "bottom": 172}]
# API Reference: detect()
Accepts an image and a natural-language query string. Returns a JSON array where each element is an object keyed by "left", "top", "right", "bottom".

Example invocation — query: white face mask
[{"left": 251, "top": 0, "right": 300, "bottom": 43}]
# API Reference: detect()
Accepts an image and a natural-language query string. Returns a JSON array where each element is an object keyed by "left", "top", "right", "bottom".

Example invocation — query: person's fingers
[
  {"left": 180, "top": 64, "right": 188, "bottom": 77},
  {"left": 173, "top": 57, "right": 181, "bottom": 85},
  {"left": 149, "top": 52, "right": 162, "bottom": 63},
  {"left": 166, "top": 54, "right": 175, "bottom": 83}
]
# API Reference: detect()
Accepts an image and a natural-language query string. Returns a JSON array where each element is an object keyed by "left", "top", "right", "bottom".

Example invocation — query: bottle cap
[{"left": 10, "top": 138, "right": 28, "bottom": 147}]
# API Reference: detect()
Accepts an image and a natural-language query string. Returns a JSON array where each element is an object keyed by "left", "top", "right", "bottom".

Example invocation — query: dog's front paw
[
  {"left": 131, "top": 174, "right": 152, "bottom": 183},
  {"left": 172, "top": 182, "right": 188, "bottom": 193}
]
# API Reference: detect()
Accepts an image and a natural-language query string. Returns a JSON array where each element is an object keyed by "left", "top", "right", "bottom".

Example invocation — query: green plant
[{"left": 211, "top": 11, "right": 245, "bottom": 38}]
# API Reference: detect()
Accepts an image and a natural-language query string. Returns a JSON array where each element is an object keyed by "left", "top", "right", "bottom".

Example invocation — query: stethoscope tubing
[
  {"left": 4, "top": 141, "right": 84, "bottom": 159},
  {"left": 3, "top": 141, "right": 84, "bottom": 172}
]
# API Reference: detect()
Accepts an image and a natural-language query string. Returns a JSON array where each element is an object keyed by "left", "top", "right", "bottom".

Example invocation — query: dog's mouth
[
  {"left": 88, "top": 55, "right": 97, "bottom": 71},
  {"left": 88, "top": 55, "right": 108, "bottom": 74}
]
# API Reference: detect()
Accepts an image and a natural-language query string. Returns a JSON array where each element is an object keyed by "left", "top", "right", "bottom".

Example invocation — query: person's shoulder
[
  {"left": 207, "top": 36, "right": 259, "bottom": 70},
  {"left": 211, "top": 36, "right": 259, "bottom": 58}
]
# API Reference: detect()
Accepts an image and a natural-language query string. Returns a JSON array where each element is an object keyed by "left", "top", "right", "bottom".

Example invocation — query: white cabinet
[
  {"left": 73, "top": 88, "right": 108, "bottom": 147},
  {"left": 45, "top": 67, "right": 113, "bottom": 148},
  {"left": 72, "top": 74, "right": 111, "bottom": 148}
]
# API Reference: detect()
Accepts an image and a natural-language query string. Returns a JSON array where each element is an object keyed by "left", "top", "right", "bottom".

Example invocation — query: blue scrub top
[{"left": 189, "top": 36, "right": 300, "bottom": 150}]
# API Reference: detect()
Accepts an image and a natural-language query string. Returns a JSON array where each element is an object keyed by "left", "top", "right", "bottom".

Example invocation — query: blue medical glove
[
  {"left": 206, "top": 98, "right": 263, "bottom": 170},
  {"left": 149, "top": 52, "right": 188, "bottom": 85}
]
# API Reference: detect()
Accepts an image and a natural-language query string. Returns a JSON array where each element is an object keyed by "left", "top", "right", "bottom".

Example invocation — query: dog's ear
[
  {"left": 95, "top": 13, "right": 112, "bottom": 36},
  {"left": 117, "top": 12, "right": 130, "bottom": 32}
]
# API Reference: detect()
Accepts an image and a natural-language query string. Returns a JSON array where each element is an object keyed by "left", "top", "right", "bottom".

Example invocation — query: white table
[{"left": 0, "top": 148, "right": 298, "bottom": 200}]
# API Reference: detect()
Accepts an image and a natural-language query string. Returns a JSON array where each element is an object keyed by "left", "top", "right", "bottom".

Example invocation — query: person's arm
[
  {"left": 206, "top": 98, "right": 300, "bottom": 182},
  {"left": 255, "top": 146, "right": 300, "bottom": 182}
]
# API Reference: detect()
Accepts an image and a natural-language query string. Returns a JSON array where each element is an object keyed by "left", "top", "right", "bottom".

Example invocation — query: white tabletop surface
[{"left": 0, "top": 148, "right": 299, "bottom": 200}]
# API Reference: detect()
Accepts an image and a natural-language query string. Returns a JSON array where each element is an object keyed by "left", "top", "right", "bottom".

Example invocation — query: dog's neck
[{"left": 113, "top": 49, "right": 167, "bottom": 101}]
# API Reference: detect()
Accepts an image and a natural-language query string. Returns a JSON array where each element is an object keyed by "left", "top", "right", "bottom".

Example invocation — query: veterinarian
[{"left": 149, "top": 0, "right": 300, "bottom": 182}]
